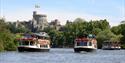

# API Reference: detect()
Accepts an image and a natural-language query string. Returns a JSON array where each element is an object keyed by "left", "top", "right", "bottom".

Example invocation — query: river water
[{"left": 0, "top": 48, "right": 125, "bottom": 63}]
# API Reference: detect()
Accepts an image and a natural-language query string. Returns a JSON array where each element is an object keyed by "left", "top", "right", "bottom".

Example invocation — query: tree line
[
  {"left": 44, "top": 18, "right": 125, "bottom": 48},
  {"left": 0, "top": 18, "right": 125, "bottom": 51}
]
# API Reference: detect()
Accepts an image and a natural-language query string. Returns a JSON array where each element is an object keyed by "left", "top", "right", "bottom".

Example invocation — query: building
[
  {"left": 15, "top": 11, "right": 49, "bottom": 32},
  {"left": 14, "top": 11, "right": 63, "bottom": 32},
  {"left": 32, "top": 11, "right": 48, "bottom": 32},
  {"left": 49, "top": 19, "right": 61, "bottom": 30}
]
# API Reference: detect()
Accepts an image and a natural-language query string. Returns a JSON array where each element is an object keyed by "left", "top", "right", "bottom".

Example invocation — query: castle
[
  {"left": 15, "top": 11, "right": 61, "bottom": 32},
  {"left": 32, "top": 11, "right": 48, "bottom": 32}
]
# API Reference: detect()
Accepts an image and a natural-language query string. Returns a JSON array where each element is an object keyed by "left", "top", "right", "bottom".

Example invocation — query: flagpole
[{"left": 34, "top": 4, "right": 40, "bottom": 13}]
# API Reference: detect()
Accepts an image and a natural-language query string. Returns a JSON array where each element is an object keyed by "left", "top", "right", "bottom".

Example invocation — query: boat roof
[
  {"left": 16, "top": 32, "right": 50, "bottom": 41},
  {"left": 34, "top": 32, "right": 49, "bottom": 38},
  {"left": 17, "top": 37, "right": 36, "bottom": 41},
  {"left": 77, "top": 34, "right": 96, "bottom": 38},
  {"left": 16, "top": 33, "right": 36, "bottom": 41}
]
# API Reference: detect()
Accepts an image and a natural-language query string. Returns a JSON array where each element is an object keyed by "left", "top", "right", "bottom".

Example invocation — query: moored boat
[
  {"left": 102, "top": 41, "right": 121, "bottom": 50},
  {"left": 17, "top": 32, "right": 50, "bottom": 52},
  {"left": 74, "top": 34, "right": 97, "bottom": 52}
]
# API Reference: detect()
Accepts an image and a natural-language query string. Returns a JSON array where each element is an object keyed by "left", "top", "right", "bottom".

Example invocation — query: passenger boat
[
  {"left": 17, "top": 32, "right": 50, "bottom": 52},
  {"left": 102, "top": 41, "right": 121, "bottom": 50},
  {"left": 74, "top": 34, "right": 97, "bottom": 52}
]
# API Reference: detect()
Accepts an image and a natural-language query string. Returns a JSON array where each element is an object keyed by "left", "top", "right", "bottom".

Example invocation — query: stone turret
[{"left": 32, "top": 11, "right": 48, "bottom": 32}]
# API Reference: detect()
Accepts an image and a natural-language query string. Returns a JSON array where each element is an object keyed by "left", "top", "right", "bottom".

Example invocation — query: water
[{"left": 0, "top": 48, "right": 125, "bottom": 63}]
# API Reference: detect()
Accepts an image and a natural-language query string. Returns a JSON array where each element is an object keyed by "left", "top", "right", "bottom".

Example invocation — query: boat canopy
[
  {"left": 17, "top": 37, "right": 36, "bottom": 41},
  {"left": 77, "top": 34, "right": 96, "bottom": 38},
  {"left": 75, "top": 34, "right": 96, "bottom": 43},
  {"left": 34, "top": 32, "right": 50, "bottom": 38},
  {"left": 75, "top": 38, "right": 88, "bottom": 42},
  {"left": 88, "top": 34, "right": 96, "bottom": 38},
  {"left": 16, "top": 32, "right": 50, "bottom": 41},
  {"left": 16, "top": 33, "right": 36, "bottom": 41}
]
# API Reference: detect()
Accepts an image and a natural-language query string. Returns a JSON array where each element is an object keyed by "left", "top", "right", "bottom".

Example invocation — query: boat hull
[
  {"left": 102, "top": 48, "right": 120, "bottom": 50},
  {"left": 18, "top": 46, "right": 50, "bottom": 52},
  {"left": 74, "top": 48, "right": 96, "bottom": 52}
]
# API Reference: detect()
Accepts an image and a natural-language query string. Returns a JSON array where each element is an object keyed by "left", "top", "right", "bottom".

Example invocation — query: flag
[{"left": 35, "top": 4, "right": 40, "bottom": 8}]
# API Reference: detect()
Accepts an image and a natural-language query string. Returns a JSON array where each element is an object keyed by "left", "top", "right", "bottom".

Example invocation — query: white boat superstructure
[
  {"left": 74, "top": 34, "right": 97, "bottom": 52},
  {"left": 17, "top": 32, "right": 50, "bottom": 52},
  {"left": 102, "top": 41, "right": 121, "bottom": 50}
]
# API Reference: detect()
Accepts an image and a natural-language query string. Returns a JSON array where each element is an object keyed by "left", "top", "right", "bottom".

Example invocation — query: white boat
[
  {"left": 74, "top": 34, "right": 97, "bottom": 52},
  {"left": 102, "top": 41, "right": 121, "bottom": 50},
  {"left": 17, "top": 32, "right": 50, "bottom": 52}
]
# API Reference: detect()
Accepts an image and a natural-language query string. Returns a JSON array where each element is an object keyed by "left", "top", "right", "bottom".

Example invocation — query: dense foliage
[
  {"left": 0, "top": 19, "right": 17, "bottom": 51},
  {"left": 111, "top": 21, "right": 125, "bottom": 48}
]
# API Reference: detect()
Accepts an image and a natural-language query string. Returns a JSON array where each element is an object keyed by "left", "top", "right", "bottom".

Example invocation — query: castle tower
[{"left": 32, "top": 11, "right": 48, "bottom": 32}]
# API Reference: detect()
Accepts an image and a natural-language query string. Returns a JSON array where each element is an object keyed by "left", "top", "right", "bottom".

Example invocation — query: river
[{"left": 0, "top": 48, "right": 125, "bottom": 63}]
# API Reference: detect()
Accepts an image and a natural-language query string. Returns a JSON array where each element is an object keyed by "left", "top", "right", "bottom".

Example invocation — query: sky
[{"left": 0, "top": 0, "right": 125, "bottom": 26}]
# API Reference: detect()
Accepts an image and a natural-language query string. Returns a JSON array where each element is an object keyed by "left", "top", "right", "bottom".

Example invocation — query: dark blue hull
[
  {"left": 102, "top": 48, "right": 120, "bottom": 50},
  {"left": 74, "top": 48, "right": 96, "bottom": 52}
]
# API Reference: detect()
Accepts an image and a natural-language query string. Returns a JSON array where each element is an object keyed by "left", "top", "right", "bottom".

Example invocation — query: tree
[
  {"left": 73, "top": 18, "right": 86, "bottom": 23},
  {"left": 119, "top": 23, "right": 125, "bottom": 48},
  {"left": 92, "top": 28, "right": 102, "bottom": 35},
  {"left": 0, "top": 19, "right": 17, "bottom": 51},
  {"left": 96, "top": 29, "right": 122, "bottom": 48},
  {"left": 111, "top": 26, "right": 121, "bottom": 35},
  {"left": 110, "top": 21, "right": 125, "bottom": 49}
]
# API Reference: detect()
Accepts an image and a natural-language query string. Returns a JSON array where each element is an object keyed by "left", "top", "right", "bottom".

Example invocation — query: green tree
[
  {"left": 0, "top": 19, "right": 17, "bottom": 51},
  {"left": 110, "top": 20, "right": 125, "bottom": 48},
  {"left": 119, "top": 23, "right": 125, "bottom": 48},
  {"left": 111, "top": 26, "right": 121, "bottom": 35},
  {"left": 96, "top": 29, "right": 122, "bottom": 48}
]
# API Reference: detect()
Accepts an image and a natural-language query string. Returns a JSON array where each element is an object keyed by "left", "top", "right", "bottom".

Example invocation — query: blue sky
[{"left": 0, "top": 0, "right": 125, "bottom": 26}]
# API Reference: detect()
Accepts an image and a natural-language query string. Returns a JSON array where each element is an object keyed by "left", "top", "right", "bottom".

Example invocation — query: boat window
[
  {"left": 44, "top": 37, "right": 49, "bottom": 40},
  {"left": 38, "top": 36, "right": 44, "bottom": 39},
  {"left": 77, "top": 42, "right": 87, "bottom": 46},
  {"left": 22, "top": 41, "right": 29, "bottom": 45},
  {"left": 88, "top": 42, "right": 92, "bottom": 46},
  {"left": 40, "top": 45, "right": 48, "bottom": 47},
  {"left": 77, "top": 42, "right": 80, "bottom": 46},
  {"left": 103, "top": 42, "right": 121, "bottom": 47},
  {"left": 30, "top": 41, "right": 34, "bottom": 45},
  {"left": 19, "top": 41, "right": 22, "bottom": 45}
]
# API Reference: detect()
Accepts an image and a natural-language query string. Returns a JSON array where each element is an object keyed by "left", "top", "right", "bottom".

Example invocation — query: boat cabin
[
  {"left": 74, "top": 34, "right": 97, "bottom": 52},
  {"left": 102, "top": 41, "right": 121, "bottom": 50},
  {"left": 17, "top": 32, "right": 50, "bottom": 52},
  {"left": 18, "top": 38, "right": 37, "bottom": 46},
  {"left": 34, "top": 32, "right": 50, "bottom": 48},
  {"left": 74, "top": 34, "right": 97, "bottom": 47}
]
